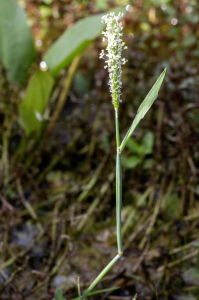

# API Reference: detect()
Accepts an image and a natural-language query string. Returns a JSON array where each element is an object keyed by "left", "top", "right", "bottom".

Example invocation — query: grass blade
[
  {"left": 85, "top": 286, "right": 120, "bottom": 296},
  {"left": 120, "top": 68, "right": 166, "bottom": 152},
  {"left": 71, "top": 287, "right": 120, "bottom": 300}
]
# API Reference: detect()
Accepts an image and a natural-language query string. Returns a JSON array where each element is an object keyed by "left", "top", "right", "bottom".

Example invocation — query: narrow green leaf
[
  {"left": 86, "top": 287, "right": 120, "bottom": 296},
  {"left": 0, "top": 0, "right": 35, "bottom": 84},
  {"left": 71, "top": 287, "right": 120, "bottom": 300},
  {"left": 44, "top": 7, "right": 125, "bottom": 76},
  {"left": 19, "top": 70, "right": 54, "bottom": 134},
  {"left": 120, "top": 69, "right": 166, "bottom": 152}
]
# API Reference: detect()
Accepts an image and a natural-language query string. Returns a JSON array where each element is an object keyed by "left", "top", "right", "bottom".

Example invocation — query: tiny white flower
[{"left": 99, "top": 12, "right": 127, "bottom": 109}]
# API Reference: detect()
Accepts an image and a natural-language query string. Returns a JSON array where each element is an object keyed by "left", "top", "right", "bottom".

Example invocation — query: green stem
[
  {"left": 78, "top": 109, "right": 123, "bottom": 300},
  {"left": 116, "top": 151, "right": 122, "bottom": 254},
  {"left": 115, "top": 109, "right": 120, "bottom": 147},
  {"left": 115, "top": 109, "right": 123, "bottom": 255},
  {"left": 81, "top": 254, "right": 120, "bottom": 299}
]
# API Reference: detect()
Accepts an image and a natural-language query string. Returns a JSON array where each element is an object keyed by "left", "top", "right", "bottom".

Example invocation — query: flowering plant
[{"left": 78, "top": 12, "right": 166, "bottom": 300}]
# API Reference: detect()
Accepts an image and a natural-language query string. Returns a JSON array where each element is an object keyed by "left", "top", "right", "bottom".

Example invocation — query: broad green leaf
[
  {"left": 19, "top": 70, "right": 54, "bottom": 134},
  {"left": 44, "top": 14, "right": 104, "bottom": 76},
  {"left": 120, "top": 69, "right": 166, "bottom": 152},
  {"left": 0, "top": 0, "right": 35, "bottom": 85},
  {"left": 44, "top": 7, "right": 125, "bottom": 76},
  {"left": 53, "top": 288, "right": 65, "bottom": 300},
  {"left": 121, "top": 155, "right": 142, "bottom": 169}
]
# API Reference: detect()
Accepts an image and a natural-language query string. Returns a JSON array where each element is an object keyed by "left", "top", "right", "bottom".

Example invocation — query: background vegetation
[{"left": 0, "top": 0, "right": 199, "bottom": 299}]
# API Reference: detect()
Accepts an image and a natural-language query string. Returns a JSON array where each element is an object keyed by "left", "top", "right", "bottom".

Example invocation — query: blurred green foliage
[
  {"left": 19, "top": 70, "right": 54, "bottom": 134},
  {"left": 122, "top": 131, "right": 155, "bottom": 169},
  {"left": 53, "top": 288, "right": 66, "bottom": 300},
  {"left": 0, "top": 0, "right": 35, "bottom": 84}
]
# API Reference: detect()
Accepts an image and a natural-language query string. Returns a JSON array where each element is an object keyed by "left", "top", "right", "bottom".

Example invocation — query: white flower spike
[{"left": 100, "top": 12, "right": 128, "bottom": 109}]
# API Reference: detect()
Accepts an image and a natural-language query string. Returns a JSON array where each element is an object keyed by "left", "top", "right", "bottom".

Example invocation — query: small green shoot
[
  {"left": 53, "top": 288, "right": 66, "bottom": 300},
  {"left": 77, "top": 277, "right": 81, "bottom": 299},
  {"left": 122, "top": 131, "right": 155, "bottom": 169}
]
